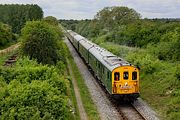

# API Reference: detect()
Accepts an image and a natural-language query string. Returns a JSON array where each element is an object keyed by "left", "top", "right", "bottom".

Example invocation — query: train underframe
[{"left": 112, "top": 93, "right": 140, "bottom": 102}]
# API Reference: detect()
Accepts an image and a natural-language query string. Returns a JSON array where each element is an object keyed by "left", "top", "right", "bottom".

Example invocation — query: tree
[
  {"left": 0, "top": 22, "right": 13, "bottom": 48},
  {"left": 43, "top": 16, "right": 64, "bottom": 39},
  {"left": 21, "top": 21, "right": 61, "bottom": 65},
  {"left": 0, "top": 4, "right": 43, "bottom": 33},
  {"left": 43, "top": 16, "right": 59, "bottom": 26},
  {"left": 95, "top": 6, "right": 141, "bottom": 31}
]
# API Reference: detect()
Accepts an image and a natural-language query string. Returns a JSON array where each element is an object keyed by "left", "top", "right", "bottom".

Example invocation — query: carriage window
[
  {"left": 114, "top": 72, "right": 120, "bottom": 81},
  {"left": 102, "top": 67, "right": 104, "bottom": 73},
  {"left": 123, "top": 72, "right": 129, "bottom": 80},
  {"left": 132, "top": 72, "right": 137, "bottom": 80},
  {"left": 107, "top": 72, "right": 110, "bottom": 79},
  {"left": 98, "top": 63, "right": 101, "bottom": 69}
]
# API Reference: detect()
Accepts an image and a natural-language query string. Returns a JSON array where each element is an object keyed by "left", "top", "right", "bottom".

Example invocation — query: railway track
[
  {"left": 97, "top": 78, "right": 146, "bottom": 120},
  {"left": 3, "top": 53, "right": 18, "bottom": 66},
  {"left": 65, "top": 37, "right": 159, "bottom": 120}
]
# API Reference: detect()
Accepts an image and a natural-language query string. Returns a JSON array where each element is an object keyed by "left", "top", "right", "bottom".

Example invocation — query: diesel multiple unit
[{"left": 66, "top": 30, "right": 140, "bottom": 100}]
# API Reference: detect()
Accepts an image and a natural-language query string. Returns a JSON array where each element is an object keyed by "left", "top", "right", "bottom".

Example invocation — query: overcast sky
[{"left": 0, "top": 0, "right": 180, "bottom": 19}]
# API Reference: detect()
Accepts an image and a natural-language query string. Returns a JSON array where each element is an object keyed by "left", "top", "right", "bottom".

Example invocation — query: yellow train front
[{"left": 112, "top": 65, "right": 140, "bottom": 100}]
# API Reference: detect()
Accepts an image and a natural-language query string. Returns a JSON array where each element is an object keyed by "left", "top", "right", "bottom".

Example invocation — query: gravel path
[
  {"left": 67, "top": 60, "right": 88, "bottom": 120},
  {"left": 65, "top": 38, "right": 122, "bottom": 120}
]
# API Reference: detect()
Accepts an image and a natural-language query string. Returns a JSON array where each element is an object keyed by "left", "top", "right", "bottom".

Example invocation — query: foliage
[
  {"left": 20, "top": 21, "right": 63, "bottom": 65},
  {"left": 0, "top": 4, "right": 43, "bottom": 33},
  {"left": 43, "top": 16, "right": 59, "bottom": 26},
  {"left": 0, "top": 57, "right": 72, "bottom": 119},
  {"left": 95, "top": 6, "right": 140, "bottom": 31},
  {"left": 43, "top": 16, "right": 64, "bottom": 39},
  {"left": 149, "top": 28, "right": 180, "bottom": 61},
  {"left": 0, "top": 80, "right": 69, "bottom": 120},
  {"left": 59, "top": 19, "right": 80, "bottom": 31},
  {"left": 0, "top": 22, "right": 13, "bottom": 48},
  {"left": 60, "top": 6, "right": 180, "bottom": 62}
]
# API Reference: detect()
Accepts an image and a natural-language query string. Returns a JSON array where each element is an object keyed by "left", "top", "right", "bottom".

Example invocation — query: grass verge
[{"left": 64, "top": 66, "right": 80, "bottom": 120}]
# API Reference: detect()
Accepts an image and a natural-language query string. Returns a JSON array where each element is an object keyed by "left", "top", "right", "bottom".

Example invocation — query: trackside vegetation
[
  {"left": 0, "top": 12, "right": 78, "bottom": 119},
  {"left": 0, "top": 57, "right": 73, "bottom": 119},
  {"left": 60, "top": 6, "right": 180, "bottom": 120},
  {"left": 20, "top": 21, "right": 60, "bottom": 65},
  {"left": 0, "top": 22, "right": 15, "bottom": 49},
  {"left": 0, "top": 2, "right": 98, "bottom": 119}
]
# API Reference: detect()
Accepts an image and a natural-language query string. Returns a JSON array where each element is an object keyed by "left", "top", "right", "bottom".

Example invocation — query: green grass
[
  {"left": 0, "top": 55, "right": 7, "bottom": 65},
  {"left": 64, "top": 67, "right": 80, "bottom": 120},
  {"left": 0, "top": 53, "right": 14, "bottom": 66},
  {"left": 66, "top": 45, "right": 100, "bottom": 120},
  {"left": 0, "top": 42, "right": 15, "bottom": 50}
]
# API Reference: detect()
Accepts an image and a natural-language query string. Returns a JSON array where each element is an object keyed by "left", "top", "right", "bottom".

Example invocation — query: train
[{"left": 65, "top": 30, "right": 140, "bottom": 101}]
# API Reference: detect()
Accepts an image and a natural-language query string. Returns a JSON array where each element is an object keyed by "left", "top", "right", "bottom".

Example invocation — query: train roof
[
  {"left": 67, "top": 30, "right": 131, "bottom": 71},
  {"left": 74, "top": 34, "right": 85, "bottom": 41},
  {"left": 79, "top": 38, "right": 95, "bottom": 49},
  {"left": 89, "top": 46, "right": 130, "bottom": 71},
  {"left": 68, "top": 30, "right": 77, "bottom": 36}
]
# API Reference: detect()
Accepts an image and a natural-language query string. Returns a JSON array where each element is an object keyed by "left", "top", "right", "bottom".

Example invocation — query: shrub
[
  {"left": 21, "top": 21, "right": 62, "bottom": 65},
  {"left": 0, "top": 22, "right": 13, "bottom": 48},
  {"left": 0, "top": 57, "right": 72, "bottom": 119},
  {"left": 0, "top": 80, "right": 69, "bottom": 120}
]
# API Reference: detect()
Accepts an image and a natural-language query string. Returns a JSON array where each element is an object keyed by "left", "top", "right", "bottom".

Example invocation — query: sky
[{"left": 0, "top": 0, "right": 180, "bottom": 20}]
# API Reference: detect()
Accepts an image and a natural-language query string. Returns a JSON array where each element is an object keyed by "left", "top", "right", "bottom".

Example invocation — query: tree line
[
  {"left": 60, "top": 6, "right": 180, "bottom": 61},
  {"left": 0, "top": 4, "right": 43, "bottom": 33},
  {"left": 0, "top": 4, "right": 43, "bottom": 49}
]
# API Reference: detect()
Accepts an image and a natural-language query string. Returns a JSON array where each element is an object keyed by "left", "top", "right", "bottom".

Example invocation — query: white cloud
[
  {"left": 119, "top": 0, "right": 180, "bottom": 18},
  {"left": 0, "top": 0, "right": 180, "bottom": 19}
]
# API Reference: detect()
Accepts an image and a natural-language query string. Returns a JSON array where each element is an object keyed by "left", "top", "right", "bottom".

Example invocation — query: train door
[{"left": 112, "top": 71, "right": 121, "bottom": 94}]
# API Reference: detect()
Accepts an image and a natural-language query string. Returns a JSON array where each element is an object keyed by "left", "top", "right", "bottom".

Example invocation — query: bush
[
  {"left": 0, "top": 57, "right": 72, "bottom": 119},
  {"left": 0, "top": 80, "right": 69, "bottom": 120},
  {"left": 21, "top": 21, "right": 63, "bottom": 65},
  {"left": 0, "top": 22, "right": 13, "bottom": 48},
  {"left": 0, "top": 57, "right": 67, "bottom": 94}
]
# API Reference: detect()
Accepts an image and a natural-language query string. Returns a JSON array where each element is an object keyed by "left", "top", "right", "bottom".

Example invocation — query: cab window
[
  {"left": 114, "top": 72, "right": 120, "bottom": 81},
  {"left": 123, "top": 72, "right": 128, "bottom": 80},
  {"left": 132, "top": 71, "right": 137, "bottom": 80}
]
